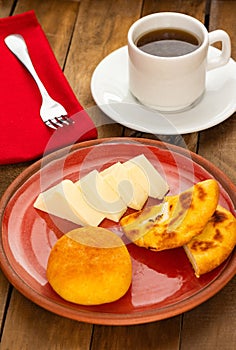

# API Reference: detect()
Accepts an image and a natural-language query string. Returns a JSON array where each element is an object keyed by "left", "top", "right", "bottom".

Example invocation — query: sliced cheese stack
[{"left": 34, "top": 154, "right": 169, "bottom": 226}]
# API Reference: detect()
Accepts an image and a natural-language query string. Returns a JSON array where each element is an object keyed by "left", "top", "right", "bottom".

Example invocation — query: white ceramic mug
[{"left": 128, "top": 12, "right": 231, "bottom": 112}]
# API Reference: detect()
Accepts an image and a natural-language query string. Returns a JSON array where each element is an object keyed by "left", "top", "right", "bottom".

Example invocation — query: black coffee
[{"left": 136, "top": 28, "right": 200, "bottom": 57}]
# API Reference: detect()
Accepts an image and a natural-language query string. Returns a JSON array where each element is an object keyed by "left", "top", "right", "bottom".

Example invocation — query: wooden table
[{"left": 0, "top": 1, "right": 235, "bottom": 349}]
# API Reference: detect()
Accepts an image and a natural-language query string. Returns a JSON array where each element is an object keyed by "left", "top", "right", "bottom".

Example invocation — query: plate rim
[
  {"left": 0, "top": 137, "right": 236, "bottom": 325},
  {"left": 91, "top": 46, "right": 236, "bottom": 135}
]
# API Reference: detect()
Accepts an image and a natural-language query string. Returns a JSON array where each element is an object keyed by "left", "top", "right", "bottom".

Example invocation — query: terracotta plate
[{"left": 0, "top": 138, "right": 235, "bottom": 325}]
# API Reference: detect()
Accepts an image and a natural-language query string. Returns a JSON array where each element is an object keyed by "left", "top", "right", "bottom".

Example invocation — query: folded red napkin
[{"left": 0, "top": 11, "right": 97, "bottom": 164}]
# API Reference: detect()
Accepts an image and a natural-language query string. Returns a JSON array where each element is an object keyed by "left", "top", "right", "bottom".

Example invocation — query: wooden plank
[
  {"left": 142, "top": 0, "right": 207, "bottom": 16},
  {"left": 209, "top": 0, "right": 236, "bottom": 54},
  {"left": 181, "top": 277, "right": 236, "bottom": 350},
  {"left": 0, "top": 163, "right": 29, "bottom": 339},
  {"left": 64, "top": 0, "right": 143, "bottom": 138},
  {"left": 91, "top": 318, "right": 181, "bottom": 350},
  {"left": 0, "top": 274, "right": 10, "bottom": 337},
  {"left": 64, "top": 0, "right": 142, "bottom": 108},
  {"left": 1, "top": 289, "right": 92, "bottom": 350},
  {"left": 0, "top": 163, "right": 30, "bottom": 198},
  {"left": 198, "top": 118, "right": 236, "bottom": 184},
  {"left": 14, "top": 0, "right": 79, "bottom": 67},
  {"left": 198, "top": 0, "right": 236, "bottom": 183},
  {"left": 0, "top": 0, "right": 15, "bottom": 18}
]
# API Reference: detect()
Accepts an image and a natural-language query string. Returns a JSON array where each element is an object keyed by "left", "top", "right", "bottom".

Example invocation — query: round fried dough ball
[{"left": 47, "top": 227, "right": 132, "bottom": 305}]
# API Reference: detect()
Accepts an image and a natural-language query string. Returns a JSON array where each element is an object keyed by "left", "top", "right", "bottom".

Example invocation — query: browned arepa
[
  {"left": 120, "top": 179, "right": 219, "bottom": 251},
  {"left": 184, "top": 205, "right": 236, "bottom": 277}
]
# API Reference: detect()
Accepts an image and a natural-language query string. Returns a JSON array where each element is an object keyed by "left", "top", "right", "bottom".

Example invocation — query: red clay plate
[{"left": 0, "top": 138, "right": 236, "bottom": 325}]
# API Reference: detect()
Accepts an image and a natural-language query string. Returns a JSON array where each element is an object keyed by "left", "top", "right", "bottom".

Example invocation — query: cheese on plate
[
  {"left": 124, "top": 154, "right": 169, "bottom": 199},
  {"left": 75, "top": 170, "right": 127, "bottom": 222},
  {"left": 101, "top": 161, "right": 148, "bottom": 210},
  {"left": 34, "top": 179, "right": 105, "bottom": 226}
]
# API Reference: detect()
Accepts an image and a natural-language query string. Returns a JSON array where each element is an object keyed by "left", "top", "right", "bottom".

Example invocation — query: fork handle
[{"left": 5, "top": 34, "right": 50, "bottom": 99}]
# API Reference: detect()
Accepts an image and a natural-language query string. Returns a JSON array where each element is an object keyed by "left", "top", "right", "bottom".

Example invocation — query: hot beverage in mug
[
  {"left": 128, "top": 12, "right": 231, "bottom": 112},
  {"left": 136, "top": 28, "right": 200, "bottom": 57}
]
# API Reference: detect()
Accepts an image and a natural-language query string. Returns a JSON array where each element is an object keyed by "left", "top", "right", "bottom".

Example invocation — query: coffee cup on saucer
[{"left": 127, "top": 12, "right": 231, "bottom": 112}]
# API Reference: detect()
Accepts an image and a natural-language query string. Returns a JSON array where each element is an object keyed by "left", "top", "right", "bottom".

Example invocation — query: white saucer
[{"left": 91, "top": 46, "right": 236, "bottom": 135}]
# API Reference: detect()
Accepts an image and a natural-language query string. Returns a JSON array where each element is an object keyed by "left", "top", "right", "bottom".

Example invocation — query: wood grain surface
[{"left": 0, "top": 1, "right": 235, "bottom": 349}]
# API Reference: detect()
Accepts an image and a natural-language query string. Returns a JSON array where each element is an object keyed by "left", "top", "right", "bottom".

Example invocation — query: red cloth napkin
[{"left": 0, "top": 11, "right": 97, "bottom": 164}]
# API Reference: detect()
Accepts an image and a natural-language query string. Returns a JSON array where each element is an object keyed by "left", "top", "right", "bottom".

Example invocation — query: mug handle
[{"left": 207, "top": 29, "right": 231, "bottom": 70}]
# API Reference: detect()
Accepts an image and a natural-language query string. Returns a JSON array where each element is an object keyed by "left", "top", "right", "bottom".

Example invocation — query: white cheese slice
[
  {"left": 100, "top": 161, "right": 148, "bottom": 210},
  {"left": 125, "top": 154, "right": 169, "bottom": 199},
  {"left": 100, "top": 162, "right": 133, "bottom": 204},
  {"left": 121, "top": 161, "right": 149, "bottom": 210},
  {"left": 34, "top": 179, "right": 105, "bottom": 227},
  {"left": 75, "top": 170, "right": 127, "bottom": 222}
]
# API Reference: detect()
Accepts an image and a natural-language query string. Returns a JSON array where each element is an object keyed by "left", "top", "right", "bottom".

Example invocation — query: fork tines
[{"left": 45, "top": 116, "right": 74, "bottom": 129}]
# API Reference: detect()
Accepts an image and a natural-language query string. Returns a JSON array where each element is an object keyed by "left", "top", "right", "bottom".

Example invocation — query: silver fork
[{"left": 5, "top": 34, "right": 73, "bottom": 129}]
